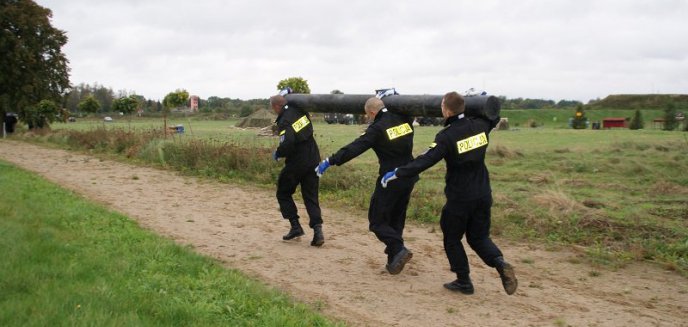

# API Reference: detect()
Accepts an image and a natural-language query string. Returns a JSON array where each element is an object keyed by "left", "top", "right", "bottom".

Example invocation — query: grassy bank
[
  {"left": 0, "top": 160, "right": 340, "bottom": 326},
  {"left": 13, "top": 118, "right": 688, "bottom": 275}
]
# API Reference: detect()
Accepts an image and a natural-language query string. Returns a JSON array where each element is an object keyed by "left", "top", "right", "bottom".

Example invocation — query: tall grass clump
[
  {"left": 17, "top": 127, "right": 283, "bottom": 186},
  {"left": 154, "top": 138, "right": 279, "bottom": 184}
]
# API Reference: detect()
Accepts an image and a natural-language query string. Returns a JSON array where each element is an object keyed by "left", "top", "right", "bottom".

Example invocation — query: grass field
[
  {"left": 0, "top": 160, "right": 340, "bottom": 326},
  {"left": 16, "top": 111, "right": 688, "bottom": 274}
]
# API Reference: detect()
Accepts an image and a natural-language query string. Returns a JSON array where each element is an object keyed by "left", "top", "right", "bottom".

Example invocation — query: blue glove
[
  {"left": 315, "top": 158, "right": 330, "bottom": 178},
  {"left": 381, "top": 169, "right": 398, "bottom": 188},
  {"left": 272, "top": 151, "right": 279, "bottom": 161}
]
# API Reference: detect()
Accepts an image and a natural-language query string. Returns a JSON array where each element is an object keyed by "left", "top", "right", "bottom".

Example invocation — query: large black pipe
[{"left": 285, "top": 94, "right": 501, "bottom": 120}]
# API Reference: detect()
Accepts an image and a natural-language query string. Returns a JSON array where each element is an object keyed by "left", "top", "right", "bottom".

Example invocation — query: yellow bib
[
  {"left": 385, "top": 123, "right": 413, "bottom": 140},
  {"left": 291, "top": 115, "right": 310, "bottom": 133},
  {"left": 456, "top": 132, "right": 488, "bottom": 154}
]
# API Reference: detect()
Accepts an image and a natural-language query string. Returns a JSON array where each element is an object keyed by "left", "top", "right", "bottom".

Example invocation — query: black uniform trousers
[
  {"left": 276, "top": 165, "right": 322, "bottom": 228},
  {"left": 369, "top": 175, "right": 417, "bottom": 258},
  {"left": 440, "top": 194, "right": 503, "bottom": 279}
]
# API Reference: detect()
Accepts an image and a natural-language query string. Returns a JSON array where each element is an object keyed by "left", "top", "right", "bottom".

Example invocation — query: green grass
[
  {"left": 17, "top": 112, "right": 688, "bottom": 274},
  {"left": 0, "top": 160, "right": 341, "bottom": 327},
  {"left": 499, "top": 108, "right": 669, "bottom": 129}
]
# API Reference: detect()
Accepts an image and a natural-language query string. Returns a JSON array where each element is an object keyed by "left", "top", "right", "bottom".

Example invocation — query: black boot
[
  {"left": 443, "top": 277, "right": 474, "bottom": 295},
  {"left": 311, "top": 224, "right": 324, "bottom": 247},
  {"left": 386, "top": 247, "right": 412, "bottom": 275},
  {"left": 283, "top": 218, "right": 305, "bottom": 240},
  {"left": 494, "top": 256, "right": 518, "bottom": 295}
]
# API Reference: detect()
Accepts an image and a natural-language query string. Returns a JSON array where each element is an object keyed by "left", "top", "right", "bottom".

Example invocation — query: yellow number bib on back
[
  {"left": 456, "top": 132, "right": 488, "bottom": 154},
  {"left": 291, "top": 115, "right": 311, "bottom": 133},
  {"left": 386, "top": 123, "right": 413, "bottom": 140}
]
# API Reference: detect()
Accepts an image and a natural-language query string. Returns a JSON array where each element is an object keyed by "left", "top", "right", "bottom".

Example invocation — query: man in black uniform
[
  {"left": 4, "top": 112, "right": 18, "bottom": 134},
  {"left": 270, "top": 94, "right": 324, "bottom": 247},
  {"left": 381, "top": 91, "right": 517, "bottom": 295},
  {"left": 316, "top": 97, "right": 417, "bottom": 274}
]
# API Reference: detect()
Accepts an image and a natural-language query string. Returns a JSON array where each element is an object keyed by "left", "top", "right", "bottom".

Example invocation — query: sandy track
[{"left": 1, "top": 140, "right": 686, "bottom": 327}]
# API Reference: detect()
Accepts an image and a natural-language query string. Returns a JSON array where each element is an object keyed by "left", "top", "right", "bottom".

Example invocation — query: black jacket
[
  {"left": 329, "top": 110, "right": 415, "bottom": 176},
  {"left": 396, "top": 113, "right": 499, "bottom": 201},
  {"left": 275, "top": 105, "right": 320, "bottom": 168}
]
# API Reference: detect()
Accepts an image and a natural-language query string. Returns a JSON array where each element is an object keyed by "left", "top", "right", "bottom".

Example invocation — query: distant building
[
  {"left": 602, "top": 117, "right": 627, "bottom": 129},
  {"left": 189, "top": 95, "right": 199, "bottom": 111}
]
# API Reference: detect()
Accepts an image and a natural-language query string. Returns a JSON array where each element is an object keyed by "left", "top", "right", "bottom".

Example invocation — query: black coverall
[
  {"left": 329, "top": 110, "right": 418, "bottom": 258},
  {"left": 4, "top": 114, "right": 17, "bottom": 134},
  {"left": 274, "top": 105, "right": 322, "bottom": 228},
  {"left": 395, "top": 113, "right": 502, "bottom": 280}
]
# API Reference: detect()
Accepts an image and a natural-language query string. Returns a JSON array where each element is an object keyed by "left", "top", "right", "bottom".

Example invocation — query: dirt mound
[
  {"left": 236, "top": 108, "right": 276, "bottom": 128},
  {"left": 1, "top": 140, "right": 686, "bottom": 327}
]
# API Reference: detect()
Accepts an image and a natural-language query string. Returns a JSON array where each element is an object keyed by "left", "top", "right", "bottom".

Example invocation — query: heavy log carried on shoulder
[{"left": 285, "top": 94, "right": 500, "bottom": 120}]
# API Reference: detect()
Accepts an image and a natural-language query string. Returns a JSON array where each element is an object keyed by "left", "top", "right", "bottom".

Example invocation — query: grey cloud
[{"left": 36, "top": 0, "right": 688, "bottom": 101}]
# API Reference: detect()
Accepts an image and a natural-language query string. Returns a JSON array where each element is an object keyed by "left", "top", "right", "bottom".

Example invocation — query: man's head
[
  {"left": 441, "top": 91, "right": 465, "bottom": 118},
  {"left": 269, "top": 95, "right": 287, "bottom": 114},
  {"left": 364, "top": 97, "right": 385, "bottom": 122}
]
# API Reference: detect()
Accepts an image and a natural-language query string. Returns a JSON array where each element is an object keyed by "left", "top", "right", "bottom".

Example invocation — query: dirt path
[{"left": 1, "top": 140, "right": 686, "bottom": 327}]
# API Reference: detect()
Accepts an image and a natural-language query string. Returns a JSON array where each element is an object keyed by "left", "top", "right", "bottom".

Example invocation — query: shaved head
[
  {"left": 364, "top": 97, "right": 385, "bottom": 115},
  {"left": 363, "top": 97, "right": 385, "bottom": 122},
  {"left": 270, "top": 95, "right": 287, "bottom": 108},
  {"left": 270, "top": 95, "right": 287, "bottom": 114}
]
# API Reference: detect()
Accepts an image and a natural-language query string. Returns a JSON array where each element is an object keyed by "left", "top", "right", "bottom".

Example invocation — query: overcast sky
[{"left": 36, "top": 0, "right": 688, "bottom": 102}]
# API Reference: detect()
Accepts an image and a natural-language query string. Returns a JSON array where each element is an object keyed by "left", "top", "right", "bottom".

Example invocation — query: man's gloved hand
[
  {"left": 278, "top": 87, "right": 293, "bottom": 96},
  {"left": 381, "top": 169, "right": 398, "bottom": 188},
  {"left": 272, "top": 151, "right": 279, "bottom": 161},
  {"left": 315, "top": 158, "right": 330, "bottom": 177}
]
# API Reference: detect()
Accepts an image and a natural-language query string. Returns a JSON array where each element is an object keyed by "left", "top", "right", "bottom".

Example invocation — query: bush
[
  {"left": 22, "top": 99, "right": 60, "bottom": 129},
  {"left": 663, "top": 102, "right": 678, "bottom": 131},
  {"left": 629, "top": 109, "right": 644, "bottom": 130}
]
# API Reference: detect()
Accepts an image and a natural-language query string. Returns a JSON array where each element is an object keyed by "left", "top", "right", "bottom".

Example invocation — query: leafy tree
[
  {"left": 161, "top": 89, "right": 189, "bottom": 136},
  {"left": 277, "top": 77, "right": 310, "bottom": 94},
  {"left": 330, "top": 89, "right": 343, "bottom": 94},
  {"left": 571, "top": 104, "right": 588, "bottom": 129},
  {"left": 629, "top": 109, "right": 644, "bottom": 130},
  {"left": 112, "top": 95, "right": 138, "bottom": 129},
  {"left": 112, "top": 95, "right": 138, "bottom": 115},
  {"left": 78, "top": 96, "right": 100, "bottom": 115},
  {"left": 24, "top": 99, "right": 59, "bottom": 129},
  {"left": 0, "top": 0, "right": 71, "bottom": 123},
  {"left": 163, "top": 89, "right": 189, "bottom": 112},
  {"left": 662, "top": 102, "right": 678, "bottom": 131}
]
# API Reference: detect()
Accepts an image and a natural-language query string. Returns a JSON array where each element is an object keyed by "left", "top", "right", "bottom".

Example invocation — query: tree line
[
  {"left": 497, "top": 97, "right": 583, "bottom": 109},
  {"left": 64, "top": 83, "right": 164, "bottom": 114}
]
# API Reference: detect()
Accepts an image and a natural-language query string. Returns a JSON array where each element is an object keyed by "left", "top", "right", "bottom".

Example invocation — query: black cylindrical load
[{"left": 285, "top": 94, "right": 500, "bottom": 120}]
